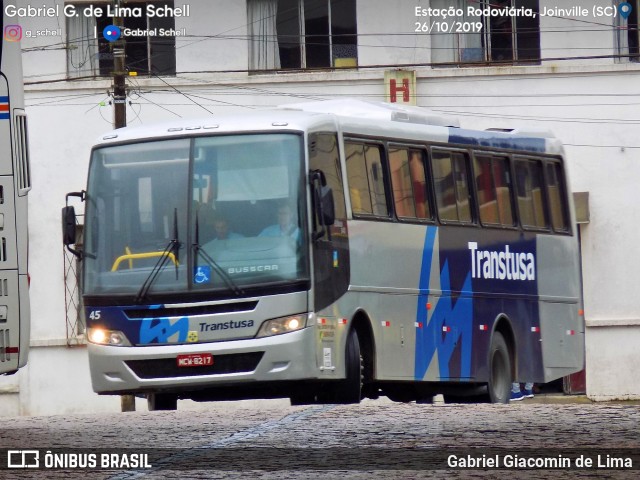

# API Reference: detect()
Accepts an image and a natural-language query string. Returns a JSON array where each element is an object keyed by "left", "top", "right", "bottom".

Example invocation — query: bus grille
[
  {"left": 124, "top": 301, "right": 258, "bottom": 319},
  {"left": 13, "top": 113, "right": 32, "bottom": 194},
  {"left": 125, "top": 352, "right": 264, "bottom": 379}
]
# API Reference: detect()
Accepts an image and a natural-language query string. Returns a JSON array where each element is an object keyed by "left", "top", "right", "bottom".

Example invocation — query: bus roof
[{"left": 94, "top": 99, "right": 562, "bottom": 155}]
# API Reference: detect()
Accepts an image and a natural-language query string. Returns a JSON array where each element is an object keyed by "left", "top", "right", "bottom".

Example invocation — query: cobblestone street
[{"left": 1, "top": 398, "right": 639, "bottom": 479}]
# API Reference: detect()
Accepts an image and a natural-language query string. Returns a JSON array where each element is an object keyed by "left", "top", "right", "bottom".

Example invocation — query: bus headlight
[
  {"left": 257, "top": 314, "right": 307, "bottom": 338},
  {"left": 87, "top": 328, "right": 131, "bottom": 346}
]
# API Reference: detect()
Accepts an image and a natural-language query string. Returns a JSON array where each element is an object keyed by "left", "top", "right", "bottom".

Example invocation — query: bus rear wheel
[
  {"left": 487, "top": 332, "right": 512, "bottom": 404},
  {"left": 147, "top": 392, "right": 178, "bottom": 411}
]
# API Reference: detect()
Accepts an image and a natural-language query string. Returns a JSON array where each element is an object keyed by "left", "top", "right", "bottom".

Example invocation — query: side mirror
[
  {"left": 309, "top": 170, "right": 335, "bottom": 241},
  {"left": 62, "top": 206, "right": 77, "bottom": 246},
  {"left": 320, "top": 185, "right": 335, "bottom": 226},
  {"left": 63, "top": 190, "right": 85, "bottom": 258}
]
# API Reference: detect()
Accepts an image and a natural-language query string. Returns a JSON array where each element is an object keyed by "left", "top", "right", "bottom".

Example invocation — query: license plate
[{"left": 176, "top": 353, "right": 213, "bottom": 368}]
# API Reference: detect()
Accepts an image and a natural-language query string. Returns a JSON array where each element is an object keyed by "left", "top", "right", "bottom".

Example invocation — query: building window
[
  {"left": 247, "top": 0, "right": 357, "bottom": 70},
  {"left": 431, "top": 0, "right": 540, "bottom": 65},
  {"left": 66, "top": 1, "right": 176, "bottom": 78},
  {"left": 616, "top": 1, "right": 639, "bottom": 62}
]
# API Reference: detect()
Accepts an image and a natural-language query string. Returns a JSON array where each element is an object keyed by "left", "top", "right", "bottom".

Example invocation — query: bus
[
  {"left": 1, "top": 0, "right": 32, "bottom": 375},
  {"left": 63, "top": 99, "right": 583, "bottom": 410}
]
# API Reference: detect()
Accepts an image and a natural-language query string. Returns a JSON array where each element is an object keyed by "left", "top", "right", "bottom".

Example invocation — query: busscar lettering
[
  {"left": 468, "top": 242, "right": 535, "bottom": 281},
  {"left": 227, "top": 265, "right": 278, "bottom": 274}
]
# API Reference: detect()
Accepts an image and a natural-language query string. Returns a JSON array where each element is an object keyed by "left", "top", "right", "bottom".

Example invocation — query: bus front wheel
[
  {"left": 487, "top": 332, "right": 512, "bottom": 404},
  {"left": 333, "top": 328, "right": 363, "bottom": 404}
]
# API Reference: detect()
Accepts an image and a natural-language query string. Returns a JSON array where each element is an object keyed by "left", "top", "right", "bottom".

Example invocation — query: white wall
[
  {"left": 2, "top": 0, "right": 639, "bottom": 415},
  {"left": 586, "top": 325, "right": 640, "bottom": 401},
  {"left": 539, "top": 0, "right": 615, "bottom": 66},
  {"left": 175, "top": 1, "right": 247, "bottom": 74}
]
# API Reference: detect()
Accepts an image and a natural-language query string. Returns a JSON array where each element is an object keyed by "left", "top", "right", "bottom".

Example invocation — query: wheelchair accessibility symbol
[{"left": 194, "top": 266, "right": 211, "bottom": 284}]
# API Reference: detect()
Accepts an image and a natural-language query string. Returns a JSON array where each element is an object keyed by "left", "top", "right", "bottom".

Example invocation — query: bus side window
[
  {"left": 308, "top": 132, "right": 346, "bottom": 222},
  {"left": 474, "top": 156, "right": 499, "bottom": 224},
  {"left": 546, "top": 162, "right": 569, "bottom": 232},
  {"left": 364, "top": 145, "right": 388, "bottom": 216},
  {"left": 410, "top": 150, "right": 431, "bottom": 219},
  {"left": 432, "top": 149, "right": 472, "bottom": 223},
  {"left": 474, "top": 155, "right": 514, "bottom": 227},
  {"left": 346, "top": 141, "right": 388, "bottom": 217},
  {"left": 515, "top": 159, "right": 548, "bottom": 229},
  {"left": 345, "top": 142, "right": 372, "bottom": 215},
  {"left": 389, "top": 147, "right": 431, "bottom": 221},
  {"left": 389, "top": 147, "right": 415, "bottom": 218}
]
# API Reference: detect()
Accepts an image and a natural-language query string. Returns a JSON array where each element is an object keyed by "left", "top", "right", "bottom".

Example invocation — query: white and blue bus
[
  {"left": 1, "top": 0, "right": 32, "bottom": 375},
  {"left": 63, "top": 99, "right": 583, "bottom": 409}
]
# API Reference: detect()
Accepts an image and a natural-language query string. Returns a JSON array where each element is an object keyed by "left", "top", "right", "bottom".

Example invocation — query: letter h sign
[
  {"left": 384, "top": 70, "right": 416, "bottom": 105},
  {"left": 390, "top": 79, "right": 410, "bottom": 102}
]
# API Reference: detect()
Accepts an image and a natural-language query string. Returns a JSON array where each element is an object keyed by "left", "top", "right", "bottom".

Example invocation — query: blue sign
[
  {"left": 194, "top": 266, "right": 211, "bottom": 285},
  {"left": 103, "top": 25, "right": 121, "bottom": 42},
  {"left": 619, "top": 3, "right": 632, "bottom": 20}
]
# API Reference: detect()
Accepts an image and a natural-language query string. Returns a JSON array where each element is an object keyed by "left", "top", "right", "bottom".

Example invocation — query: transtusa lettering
[{"left": 468, "top": 242, "right": 535, "bottom": 281}]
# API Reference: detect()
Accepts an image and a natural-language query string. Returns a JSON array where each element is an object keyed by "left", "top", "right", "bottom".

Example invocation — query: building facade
[{"left": 1, "top": 0, "right": 639, "bottom": 415}]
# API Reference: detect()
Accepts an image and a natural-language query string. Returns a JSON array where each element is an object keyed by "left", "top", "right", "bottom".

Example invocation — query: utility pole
[
  {"left": 111, "top": 0, "right": 134, "bottom": 412},
  {"left": 112, "top": 0, "right": 127, "bottom": 130}
]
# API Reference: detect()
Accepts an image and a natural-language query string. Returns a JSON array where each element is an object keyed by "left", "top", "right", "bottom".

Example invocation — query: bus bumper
[{"left": 88, "top": 326, "right": 320, "bottom": 395}]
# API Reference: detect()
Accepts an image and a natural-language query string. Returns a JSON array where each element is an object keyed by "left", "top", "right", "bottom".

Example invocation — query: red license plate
[{"left": 176, "top": 353, "right": 213, "bottom": 368}]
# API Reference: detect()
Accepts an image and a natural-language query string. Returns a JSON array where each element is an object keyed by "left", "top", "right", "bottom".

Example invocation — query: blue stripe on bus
[
  {"left": 449, "top": 128, "right": 547, "bottom": 153},
  {"left": 0, "top": 96, "right": 9, "bottom": 102},
  {"left": 0, "top": 113, "right": 10, "bottom": 120},
  {"left": 414, "top": 227, "right": 436, "bottom": 380},
  {"left": 415, "top": 227, "right": 474, "bottom": 381},
  {"left": 418, "top": 227, "right": 437, "bottom": 295}
]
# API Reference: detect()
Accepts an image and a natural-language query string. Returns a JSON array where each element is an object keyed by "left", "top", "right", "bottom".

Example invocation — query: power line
[{"left": 135, "top": 92, "right": 182, "bottom": 118}]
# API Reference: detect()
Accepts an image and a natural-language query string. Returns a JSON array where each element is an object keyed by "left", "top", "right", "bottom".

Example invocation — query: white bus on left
[{"left": 0, "top": 0, "right": 32, "bottom": 375}]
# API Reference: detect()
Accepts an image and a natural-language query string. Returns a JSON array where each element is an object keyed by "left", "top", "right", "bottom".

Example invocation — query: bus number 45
[{"left": 89, "top": 310, "right": 101, "bottom": 320}]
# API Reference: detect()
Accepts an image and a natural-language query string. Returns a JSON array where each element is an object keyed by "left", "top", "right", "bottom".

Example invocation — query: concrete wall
[{"left": 1, "top": 0, "right": 639, "bottom": 415}]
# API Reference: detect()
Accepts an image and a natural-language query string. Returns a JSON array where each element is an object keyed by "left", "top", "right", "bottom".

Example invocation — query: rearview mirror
[
  {"left": 309, "top": 170, "right": 335, "bottom": 241},
  {"left": 62, "top": 206, "right": 77, "bottom": 246},
  {"left": 319, "top": 184, "right": 335, "bottom": 227},
  {"left": 63, "top": 190, "right": 85, "bottom": 258}
]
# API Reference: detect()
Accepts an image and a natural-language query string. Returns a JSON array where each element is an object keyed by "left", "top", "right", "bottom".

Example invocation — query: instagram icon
[{"left": 4, "top": 25, "right": 22, "bottom": 42}]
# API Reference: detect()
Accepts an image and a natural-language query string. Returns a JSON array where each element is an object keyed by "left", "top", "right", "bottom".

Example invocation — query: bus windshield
[{"left": 83, "top": 133, "right": 308, "bottom": 299}]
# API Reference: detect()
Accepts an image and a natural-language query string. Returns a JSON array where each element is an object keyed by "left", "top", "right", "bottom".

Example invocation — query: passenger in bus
[
  {"left": 211, "top": 216, "right": 244, "bottom": 241},
  {"left": 259, "top": 203, "right": 300, "bottom": 242}
]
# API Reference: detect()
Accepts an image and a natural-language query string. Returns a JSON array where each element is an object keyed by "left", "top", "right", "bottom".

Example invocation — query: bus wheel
[
  {"left": 487, "top": 332, "right": 512, "bottom": 404},
  {"left": 147, "top": 393, "right": 178, "bottom": 411},
  {"left": 334, "top": 329, "right": 363, "bottom": 404}
]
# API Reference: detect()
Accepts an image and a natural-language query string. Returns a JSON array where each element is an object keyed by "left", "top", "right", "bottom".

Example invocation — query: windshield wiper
[
  {"left": 192, "top": 212, "right": 244, "bottom": 296},
  {"left": 135, "top": 208, "right": 181, "bottom": 303}
]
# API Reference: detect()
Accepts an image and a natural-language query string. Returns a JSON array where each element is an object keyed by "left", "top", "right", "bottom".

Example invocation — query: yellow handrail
[{"left": 111, "top": 251, "right": 179, "bottom": 271}]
